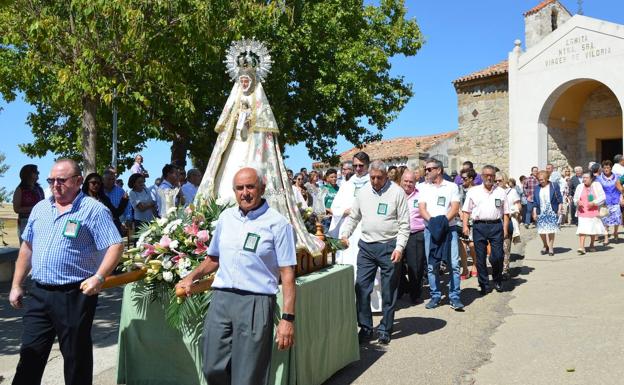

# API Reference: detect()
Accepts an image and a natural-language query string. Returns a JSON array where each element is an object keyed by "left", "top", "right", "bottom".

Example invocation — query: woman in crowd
[
  {"left": 387, "top": 166, "right": 399, "bottom": 184},
  {"left": 128, "top": 173, "right": 157, "bottom": 229},
  {"left": 292, "top": 172, "right": 309, "bottom": 208},
  {"left": 596, "top": 160, "right": 622, "bottom": 244},
  {"left": 458, "top": 168, "right": 477, "bottom": 279},
  {"left": 533, "top": 170, "right": 563, "bottom": 256},
  {"left": 573, "top": 172, "right": 606, "bottom": 253},
  {"left": 12, "top": 164, "right": 45, "bottom": 242},
  {"left": 81, "top": 173, "right": 125, "bottom": 235},
  {"left": 497, "top": 171, "right": 521, "bottom": 279}
]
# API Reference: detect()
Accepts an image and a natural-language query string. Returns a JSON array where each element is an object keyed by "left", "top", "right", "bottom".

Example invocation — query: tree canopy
[{"left": 0, "top": 0, "right": 422, "bottom": 172}]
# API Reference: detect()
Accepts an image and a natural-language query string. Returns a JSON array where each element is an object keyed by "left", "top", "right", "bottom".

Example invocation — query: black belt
[
  {"left": 35, "top": 281, "right": 83, "bottom": 291},
  {"left": 214, "top": 287, "right": 276, "bottom": 298},
  {"left": 473, "top": 219, "right": 502, "bottom": 224}
]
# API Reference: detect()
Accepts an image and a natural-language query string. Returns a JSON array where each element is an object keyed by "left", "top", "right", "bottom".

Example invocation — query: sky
[{"left": 2, "top": 0, "right": 623, "bottom": 196}]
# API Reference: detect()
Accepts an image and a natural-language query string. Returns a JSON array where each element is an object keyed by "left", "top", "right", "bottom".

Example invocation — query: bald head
[
  {"left": 400, "top": 169, "right": 417, "bottom": 195},
  {"left": 233, "top": 167, "right": 265, "bottom": 214}
]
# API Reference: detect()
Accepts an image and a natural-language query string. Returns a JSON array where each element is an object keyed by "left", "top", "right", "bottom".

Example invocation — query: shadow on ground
[{"left": 0, "top": 279, "right": 124, "bottom": 356}]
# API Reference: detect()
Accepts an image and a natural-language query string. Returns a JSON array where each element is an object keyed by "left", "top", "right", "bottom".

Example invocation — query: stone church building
[{"left": 453, "top": 0, "right": 624, "bottom": 178}]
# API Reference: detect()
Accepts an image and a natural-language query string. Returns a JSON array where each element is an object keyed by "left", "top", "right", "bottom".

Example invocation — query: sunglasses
[
  {"left": 461, "top": 176, "right": 471, "bottom": 180},
  {"left": 425, "top": 167, "right": 439, "bottom": 172},
  {"left": 495, "top": 179, "right": 503, "bottom": 182},
  {"left": 354, "top": 164, "right": 366, "bottom": 169},
  {"left": 46, "top": 175, "right": 80, "bottom": 185}
]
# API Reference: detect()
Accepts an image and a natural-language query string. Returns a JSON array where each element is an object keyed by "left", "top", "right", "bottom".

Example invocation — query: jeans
[
  {"left": 524, "top": 201, "right": 536, "bottom": 225},
  {"left": 424, "top": 227, "right": 461, "bottom": 302},
  {"left": 355, "top": 240, "right": 400, "bottom": 334}
]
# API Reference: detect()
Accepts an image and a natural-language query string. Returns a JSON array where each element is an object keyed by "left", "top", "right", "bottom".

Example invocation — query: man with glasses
[
  {"left": 418, "top": 158, "right": 463, "bottom": 310},
  {"left": 462, "top": 165, "right": 510, "bottom": 294},
  {"left": 9, "top": 159, "right": 123, "bottom": 385}
]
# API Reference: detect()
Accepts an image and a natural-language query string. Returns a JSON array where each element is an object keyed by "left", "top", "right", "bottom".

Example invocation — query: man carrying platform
[
  {"left": 9, "top": 159, "right": 123, "bottom": 385},
  {"left": 177, "top": 167, "right": 297, "bottom": 385}
]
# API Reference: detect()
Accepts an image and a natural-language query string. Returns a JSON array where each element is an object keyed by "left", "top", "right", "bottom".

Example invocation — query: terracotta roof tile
[
  {"left": 524, "top": 0, "right": 556, "bottom": 16},
  {"left": 452, "top": 59, "right": 508, "bottom": 84},
  {"left": 312, "top": 131, "right": 458, "bottom": 168}
]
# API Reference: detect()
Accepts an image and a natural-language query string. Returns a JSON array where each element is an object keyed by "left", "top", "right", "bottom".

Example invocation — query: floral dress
[
  {"left": 537, "top": 184, "right": 559, "bottom": 234},
  {"left": 597, "top": 173, "right": 622, "bottom": 226}
]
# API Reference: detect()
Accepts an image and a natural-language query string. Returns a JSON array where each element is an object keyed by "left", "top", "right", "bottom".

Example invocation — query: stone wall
[
  {"left": 524, "top": 2, "right": 572, "bottom": 49},
  {"left": 547, "top": 85, "right": 622, "bottom": 169},
  {"left": 455, "top": 77, "right": 509, "bottom": 174}
]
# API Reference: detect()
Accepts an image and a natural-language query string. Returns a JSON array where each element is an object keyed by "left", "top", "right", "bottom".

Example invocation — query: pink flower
[
  {"left": 184, "top": 206, "right": 193, "bottom": 215},
  {"left": 142, "top": 244, "right": 156, "bottom": 257},
  {"left": 159, "top": 235, "right": 172, "bottom": 248},
  {"left": 197, "top": 230, "right": 210, "bottom": 243},
  {"left": 184, "top": 222, "right": 199, "bottom": 236},
  {"left": 171, "top": 254, "right": 181, "bottom": 264},
  {"left": 194, "top": 240, "right": 207, "bottom": 255}
]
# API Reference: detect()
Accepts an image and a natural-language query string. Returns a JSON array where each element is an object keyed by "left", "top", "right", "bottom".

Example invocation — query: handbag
[{"left": 599, "top": 205, "right": 609, "bottom": 218}]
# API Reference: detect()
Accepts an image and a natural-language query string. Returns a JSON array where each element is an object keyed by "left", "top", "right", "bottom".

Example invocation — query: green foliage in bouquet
[{"left": 121, "top": 196, "right": 231, "bottom": 331}]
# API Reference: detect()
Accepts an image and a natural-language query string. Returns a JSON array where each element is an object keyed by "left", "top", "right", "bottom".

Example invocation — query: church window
[{"left": 551, "top": 9, "right": 558, "bottom": 31}]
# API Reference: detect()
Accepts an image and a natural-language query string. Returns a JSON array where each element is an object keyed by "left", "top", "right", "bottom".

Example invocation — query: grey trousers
[{"left": 202, "top": 289, "right": 276, "bottom": 385}]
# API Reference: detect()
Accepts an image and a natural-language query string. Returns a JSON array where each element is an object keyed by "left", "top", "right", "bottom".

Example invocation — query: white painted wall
[{"left": 509, "top": 15, "right": 624, "bottom": 178}]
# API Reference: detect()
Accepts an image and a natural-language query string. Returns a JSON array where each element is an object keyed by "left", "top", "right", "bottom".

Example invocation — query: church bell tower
[{"left": 524, "top": 0, "right": 572, "bottom": 49}]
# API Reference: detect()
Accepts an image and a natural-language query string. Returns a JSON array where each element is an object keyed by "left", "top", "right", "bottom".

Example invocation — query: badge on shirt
[
  {"left": 243, "top": 232, "right": 260, "bottom": 252},
  {"left": 377, "top": 203, "right": 388, "bottom": 215},
  {"left": 63, "top": 219, "right": 81, "bottom": 238},
  {"left": 413, "top": 199, "right": 419, "bottom": 208},
  {"left": 495, "top": 199, "right": 502, "bottom": 208},
  {"left": 437, "top": 196, "right": 446, "bottom": 206}
]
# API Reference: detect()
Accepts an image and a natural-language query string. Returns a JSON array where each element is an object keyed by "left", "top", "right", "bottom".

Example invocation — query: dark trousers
[
  {"left": 524, "top": 201, "right": 536, "bottom": 224},
  {"left": 355, "top": 240, "right": 400, "bottom": 335},
  {"left": 202, "top": 289, "right": 276, "bottom": 385},
  {"left": 569, "top": 201, "right": 578, "bottom": 225},
  {"left": 473, "top": 222, "right": 504, "bottom": 290},
  {"left": 13, "top": 282, "right": 98, "bottom": 385},
  {"left": 403, "top": 231, "right": 426, "bottom": 301}
]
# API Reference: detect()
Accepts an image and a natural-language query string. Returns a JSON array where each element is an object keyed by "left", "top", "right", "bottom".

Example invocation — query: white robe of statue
[
  {"left": 196, "top": 76, "right": 324, "bottom": 257},
  {"left": 329, "top": 173, "right": 383, "bottom": 313}
]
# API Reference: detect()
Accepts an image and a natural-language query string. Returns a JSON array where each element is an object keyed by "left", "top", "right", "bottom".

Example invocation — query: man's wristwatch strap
[
  {"left": 94, "top": 273, "right": 105, "bottom": 284},
  {"left": 281, "top": 313, "right": 295, "bottom": 322}
]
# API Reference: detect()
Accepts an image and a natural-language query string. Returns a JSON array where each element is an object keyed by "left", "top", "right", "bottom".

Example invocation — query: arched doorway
[{"left": 539, "top": 79, "right": 623, "bottom": 170}]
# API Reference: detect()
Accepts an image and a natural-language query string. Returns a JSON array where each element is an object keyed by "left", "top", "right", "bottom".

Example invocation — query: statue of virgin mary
[{"left": 196, "top": 39, "right": 324, "bottom": 256}]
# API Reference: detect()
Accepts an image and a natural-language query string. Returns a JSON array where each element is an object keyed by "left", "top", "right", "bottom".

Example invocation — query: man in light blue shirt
[
  {"left": 177, "top": 167, "right": 297, "bottom": 385},
  {"left": 9, "top": 159, "right": 123, "bottom": 385}
]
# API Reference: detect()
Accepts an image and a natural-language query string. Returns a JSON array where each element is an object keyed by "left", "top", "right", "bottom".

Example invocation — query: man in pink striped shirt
[{"left": 400, "top": 170, "right": 426, "bottom": 304}]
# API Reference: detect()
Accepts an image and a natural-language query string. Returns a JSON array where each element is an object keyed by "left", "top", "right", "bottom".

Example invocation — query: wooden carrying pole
[
  {"left": 101, "top": 268, "right": 147, "bottom": 290},
  {"left": 175, "top": 277, "right": 214, "bottom": 297}
]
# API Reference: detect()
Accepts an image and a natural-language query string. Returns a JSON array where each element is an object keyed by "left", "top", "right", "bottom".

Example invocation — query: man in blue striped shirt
[{"left": 9, "top": 159, "right": 123, "bottom": 385}]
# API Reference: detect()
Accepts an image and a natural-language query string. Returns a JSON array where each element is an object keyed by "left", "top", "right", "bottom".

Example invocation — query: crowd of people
[{"left": 7, "top": 151, "right": 624, "bottom": 384}]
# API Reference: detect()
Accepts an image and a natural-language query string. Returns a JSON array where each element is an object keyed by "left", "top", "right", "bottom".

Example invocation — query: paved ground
[{"left": 1, "top": 224, "right": 623, "bottom": 384}]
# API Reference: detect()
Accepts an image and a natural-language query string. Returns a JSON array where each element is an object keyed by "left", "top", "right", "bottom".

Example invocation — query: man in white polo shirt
[
  {"left": 462, "top": 165, "right": 510, "bottom": 294},
  {"left": 418, "top": 158, "right": 462, "bottom": 310}
]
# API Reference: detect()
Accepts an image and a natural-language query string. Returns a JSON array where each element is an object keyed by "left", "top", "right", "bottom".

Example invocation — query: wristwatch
[
  {"left": 281, "top": 313, "right": 295, "bottom": 322},
  {"left": 94, "top": 273, "right": 105, "bottom": 284}
]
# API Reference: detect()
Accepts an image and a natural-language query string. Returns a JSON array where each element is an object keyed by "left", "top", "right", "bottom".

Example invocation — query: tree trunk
[
  {"left": 168, "top": 123, "right": 188, "bottom": 168},
  {"left": 82, "top": 96, "right": 98, "bottom": 174}
]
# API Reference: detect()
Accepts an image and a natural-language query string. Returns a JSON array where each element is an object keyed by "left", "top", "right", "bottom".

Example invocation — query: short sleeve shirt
[
  {"left": 419, "top": 180, "right": 461, "bottom": 226},
  {"left": 208, "top": 200, "right": 297, "bottom": 295},
  {"left": 462, "top": 185, "right": 510, "bottom": 220},
  {"left": 22, "top": 192, "right": 122, "bottom": 285}
]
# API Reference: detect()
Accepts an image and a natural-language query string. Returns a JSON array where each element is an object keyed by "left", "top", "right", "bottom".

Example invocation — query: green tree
[
  {"left": 1, "top": 0, "right": 422, "bottom": 171},
  {"left": 0, "top": 152, "right": 10, "bottom": 203}
]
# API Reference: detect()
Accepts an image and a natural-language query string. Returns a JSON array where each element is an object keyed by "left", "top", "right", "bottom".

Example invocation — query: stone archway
[{"left": 538, "top": 79, "right": 623, "bottom": 170}]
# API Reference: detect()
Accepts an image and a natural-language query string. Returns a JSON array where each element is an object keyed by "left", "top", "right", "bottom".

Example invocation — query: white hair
[
  {"left": 369, "top": 160, "right": 387, "bottom": 173},
  {"left": 231, "top": 166, "right": 265, "bottom": 188}
]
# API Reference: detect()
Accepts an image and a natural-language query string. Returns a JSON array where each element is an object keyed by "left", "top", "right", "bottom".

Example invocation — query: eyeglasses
[
  {"left": 46, "top": 175, "right": 80, "bottom": 185},
  {"left": 354, "top": 164, "right": 366, "bottom": 169},
  {"left": 425, "top": 167, "right": 439, "bottom": 172}
]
